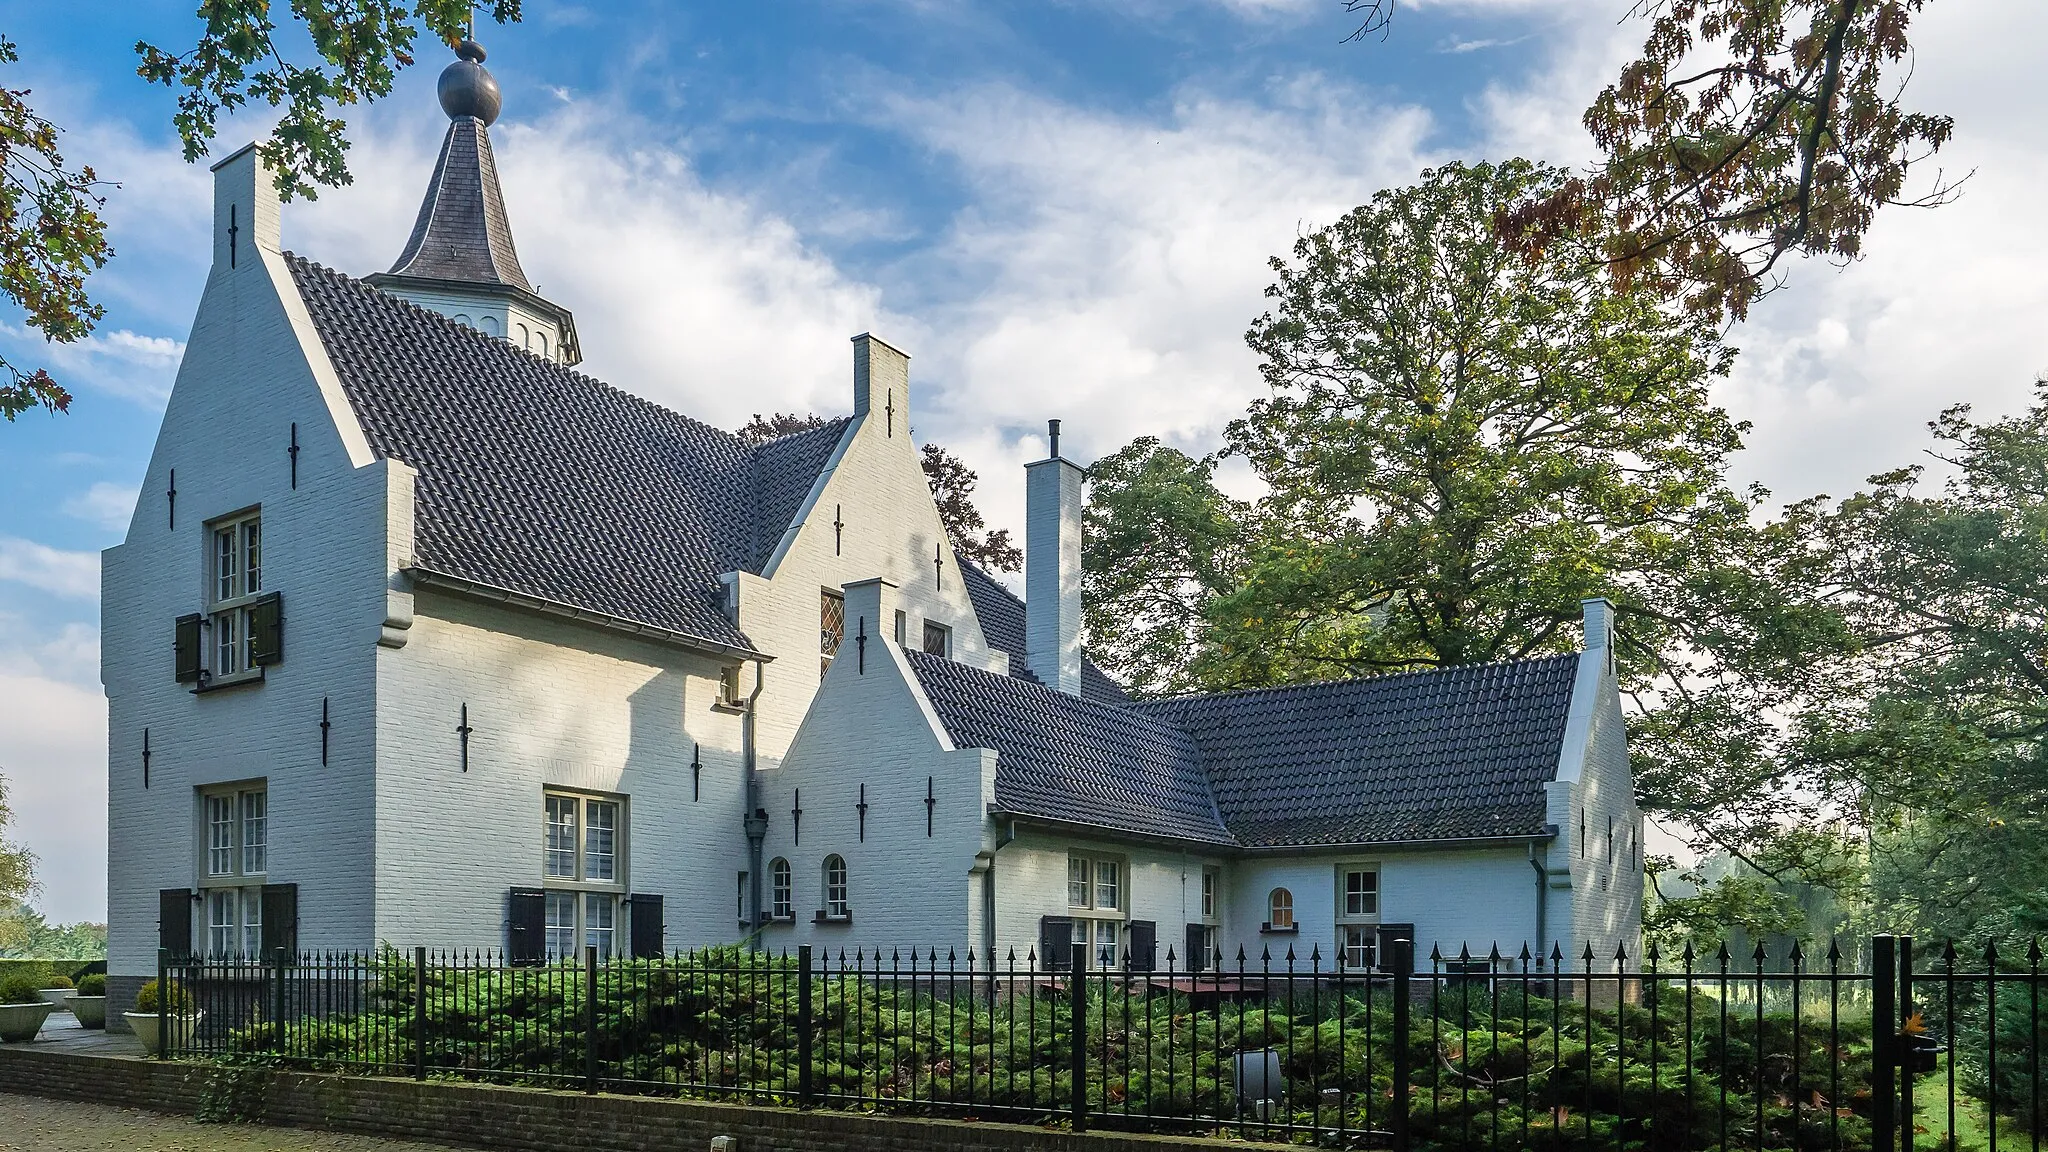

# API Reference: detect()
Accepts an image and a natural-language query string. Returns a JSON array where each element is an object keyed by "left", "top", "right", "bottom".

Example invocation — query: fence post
[
  {"left": 413, "top": 946, "right": 428, "bottom": 1081},
  {"left": 1872, "top": 935, "right": 1896, "bottom": 1152},
  {"left": 1899, "top": 935, "right": 1916, "bottom": 1152},
  {"left": 797, "top": 944, "right": 816, "bottom": 1105},
  {"left": 155, "top": 946, "right": 169, "bottom": 1061},
  {"left": 1069, "top": 942, "right": 1088, "bottom": 1132},
  {"left": 1391, "top": 937, "right": 1413, "bottom": 1152},
  {"left": 271, "top": 947, "right": 288, "bottom": 1057},
  {"left": 584, "top": 944, "right": 600, "bottom": 1095}
]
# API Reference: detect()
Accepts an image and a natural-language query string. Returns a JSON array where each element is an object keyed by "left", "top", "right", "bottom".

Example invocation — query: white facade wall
[
  {"left": 103, "top": 148, "right": 390, "bottom": 979},
  {"left": 753, "top": 616, "right": 994, "bottom": 959},
  {"left": 370, "top": 589, "right": 752, "bottom": 951},
  {"left": 378, "top": 284, "right": 564, "bottom": 362},
  {"left": 992, "top": 832, "right": 1230, "bottom": 967}
]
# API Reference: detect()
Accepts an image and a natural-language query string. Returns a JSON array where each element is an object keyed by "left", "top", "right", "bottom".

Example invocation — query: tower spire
[{"left": 366, "top": 37, "right": 581, "bottom": 365}]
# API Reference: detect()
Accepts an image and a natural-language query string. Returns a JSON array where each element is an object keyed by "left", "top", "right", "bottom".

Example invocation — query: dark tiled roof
[
  {"left": 958, "top": 560, "right": 1127, "bottom": 704},
  {"left": 287, "top": 254, "right": 849, "bottom": 653},
  {"left": 1135, "top": 656, "right": 1581, "bottom": 848},
  {"left": 388, "top": 118, "right": 531, "bottom": 290},
  {"left": 752, "top": 419, "right": 851, "bottom": 569},
  {"left": 905, "top": 649, "right": 1234, "bottom": 845}
]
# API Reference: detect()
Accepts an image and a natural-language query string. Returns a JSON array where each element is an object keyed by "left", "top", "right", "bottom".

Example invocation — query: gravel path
[{"left": 0, "top": 1093, "right": 469, "bottom": 1152}]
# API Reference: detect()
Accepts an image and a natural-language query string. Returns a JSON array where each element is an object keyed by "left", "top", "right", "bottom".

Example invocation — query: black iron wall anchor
[
  {"left": 289, "top": 423, "right": 300, "bottom": 489},
  {"left": 833, "top": 504, "right": 843, "bottom": 555},
  {"left": 167, "top": 469, "right": 177, "bottom": 529},
  {"left": 791, "top": 789, "right": 803, "bottom": 846},
  {"left": 933, "top": 543, "right": 943, "bottom": 589},
  {"left": 319, "top": 697, "right": 331, "bottom": 765},
  {"left": 691, "top": 742, "right": 702, "bottom": 802},
  {"left": 855, "top": 616, "right": 867, "bottom": 674},
  {"left": 924, "top": 776, "right": 935, "bottom": 837},
  {"left": 456, "top": 704, "right": 474, "bottom": 772},
  {"left": 856, "top": 784, "right": 868, "bottom": 842},
  {"left": 142, "top": 727, "right": 151, "bottom": 789}
]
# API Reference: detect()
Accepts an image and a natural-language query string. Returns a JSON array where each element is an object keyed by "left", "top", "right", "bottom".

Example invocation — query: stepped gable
[
  {"left": 1135, "top": 655, "right": 1581, "bottom": 848},
  {"left": 287, "top": 253, "right": 848, "bottom": 654}
]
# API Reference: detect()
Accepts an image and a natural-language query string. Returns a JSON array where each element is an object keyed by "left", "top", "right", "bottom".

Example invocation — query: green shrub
[
  {"left": 75, "top": 973, "right": 106, "bottom": 996},
  {"left": 134, "top": 978, "right": 194, "bottom": 1014},
  {"left": 0, "top": 974, "right": 43, "bottom": 1004},
  {"left": 38, "top": 972, "right": 74, "bottom": 990}
]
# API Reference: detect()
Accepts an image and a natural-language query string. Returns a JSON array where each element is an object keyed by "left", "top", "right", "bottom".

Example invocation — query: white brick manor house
[{"left": 100, "top": 43, "right": 1641, "bottom": 1020}]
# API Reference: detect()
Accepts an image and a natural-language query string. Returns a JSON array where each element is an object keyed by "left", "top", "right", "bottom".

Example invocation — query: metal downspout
[
  {"left": 742, "top": 659, "right": 768, "bottom": 951},
  {"left": 1529, "top": 844, "right": 1548, "bottom": 971}
]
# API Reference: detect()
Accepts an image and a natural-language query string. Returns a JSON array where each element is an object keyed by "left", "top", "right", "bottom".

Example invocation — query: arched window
[
  {"left": 1266, "top": 888, "right": 1294, "bottom": 931},
  {"left": 452, "top": 313, "right": 472, "bottom": 328},
  {"left": 822, "top": 854, "right": 849, "bottom": 918},
  {"left": 769, "top": 857, "right": 793, "bottom": 920},
  {"left": 478, "top": 314, "right": 501, "bottom": 338},
  {"left": 515, "top": 322, "right": 529, "bottom": 348},
  {"left": 536, "top": 330, "right": 549, "bottom": 358}
]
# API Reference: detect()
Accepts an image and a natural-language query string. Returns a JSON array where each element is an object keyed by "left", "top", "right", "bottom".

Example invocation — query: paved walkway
[
  {"left": 6, "top": 1006, "right": 145, "bottom": 1057},
  {"left": 0, "top": 1092, "right": 468, "bottom": 1151}
]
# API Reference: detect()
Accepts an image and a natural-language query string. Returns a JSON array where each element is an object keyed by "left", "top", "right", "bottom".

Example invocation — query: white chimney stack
[
  {"left": 1026, "top": 419, "right": 1084, "bottom": 695},
  {"left": 1581, "top": 597, "right": 1614, "bottom": 674}
]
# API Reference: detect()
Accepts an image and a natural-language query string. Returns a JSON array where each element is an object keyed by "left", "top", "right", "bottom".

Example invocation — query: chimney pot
[{"left": 1048, "top": 419, "right": 1061, "bottom": 459}]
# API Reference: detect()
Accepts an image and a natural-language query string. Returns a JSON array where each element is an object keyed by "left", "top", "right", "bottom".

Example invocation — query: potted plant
[
  {"left": 66, "top": 973, "right": 108, "bottom": 1029},
  {"left": 36, "top": 971, "right": 75, "bottom": 1008},
  {"left": 0, "top": 975, "right": 56, "bottom": 1043},
  {"left": 123, "top": 978, "right": 200, "bottom": 1056}
]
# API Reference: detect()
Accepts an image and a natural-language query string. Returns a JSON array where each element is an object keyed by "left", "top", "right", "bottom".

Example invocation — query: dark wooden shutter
[
  {"left": 1185, "top": 924, "right": 1209, "bottom": 972},
  {"left": 1128, "top": 920, "right": 1157, "bottom": 972},
  {"left": 1377, "top": 923, "right": 1416, "bottom": 972},
  {"left": 250, "top": 592, "right": 284, "bottom": 666},
  {"left": 174, "top": 615, "right": 203, "bottom": 683},
  {"left": 1038, "top": 916, "right": 1072, "bottom": 971},
  {"left": 628, "top": 893, "right": 663, "bottom": 959},
  {"left": 159, "top": 888, "right": 193, "bottom": 958},
  {"left": 260, "top": 883, "right": 299, "bottom": 959},
  {"left": 507, "top": 887, "right": 546, "bottom": 966}
]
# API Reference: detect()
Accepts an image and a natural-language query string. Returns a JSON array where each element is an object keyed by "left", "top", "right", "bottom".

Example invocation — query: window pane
[
  {"left": 771, "top": 859, "right": 792, "bottom": 919},
  {"left": 1343, "top": 925, "right": 1375, "bottom": 970},
  {"left": 241, "top": 888, "right": 263, "bottom": 959},
  {"left": 820, "top": 591, "right": 844, "bottom": 659},
  {"left": 824, "top": 856, "right": 848, "bottom": 916},
  {"left": 207, "top": 796, "right": 235, "bottom": 876},
  {"left": 584, "top": 893, "right": 614, "bottom": 958},
  {"left": 1201, "top": 871, "right": 1216, "bottom": 919},
  {"left": 1067, "top": 856, "right": 1090, "bottom": 907},
  {"left": 215, "top": 609, "right": 241, "bottom": 675},
  {"left": 1269, "top": 888, "right": 1293, "bottom": 929},
  {"left": 584, "top": 800, "right": 617, "bottom": 881},
  {"left": 544, "top": 890, "right": 577, "bottom": 962},
  {"left": 922, "top": 621, "right": 948, "bottom": 656},
  {"left": 208, "top": 890, "right": 236, "bottom": 957},
  {"left": 215, "top": 527, "right": 238, "bottom": 601},
  {"left": 1094, "top": 920, "right": 1119, "bottom": 969},
  {"left": 243, "top": 520, "right": 262, "bottom": 595},
  {"left": 544, "top": 796, "right": 578, "bottom": 878},
  {"left": 1094, "top": 860, "right": 1119, "bottom": 911},
  {"left": 240, "top": 791, "right": 266, "bottom": 875}
]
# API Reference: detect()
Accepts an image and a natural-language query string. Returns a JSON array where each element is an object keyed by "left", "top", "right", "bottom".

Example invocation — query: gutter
[
  {"left": 986, "top": 809, "right": 1237, "bottom": 854},
  {"left": 986, "top": 809, "right": 1557, "bottom": 858},
  {"left": 407, "top": 567, "right": 771, "bottom": 664},
  {"left": 973, "top": 818, "right": 1019, "bottom": 971}
]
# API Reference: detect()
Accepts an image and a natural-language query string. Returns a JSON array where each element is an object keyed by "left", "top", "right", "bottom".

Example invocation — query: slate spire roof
[{"left": 388, "top": 115, "right": 532, "bottom": 291}]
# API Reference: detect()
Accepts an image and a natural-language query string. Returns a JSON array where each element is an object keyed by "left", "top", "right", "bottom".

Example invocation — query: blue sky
[{"left": 4, "top": 1, "right": 2047, "bottom": 923}]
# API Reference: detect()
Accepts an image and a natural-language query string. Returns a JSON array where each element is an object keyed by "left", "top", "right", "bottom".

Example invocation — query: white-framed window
[
  {"left": 197, "top": 782, "right": 268, "bottom": 958},
  {"left": 1341, "top": 925, "right": 1378, "bottom": 970},
  {"left": 540, "top": 789, "right": 626, "bottom": 960},
  {"left": 821, "top": 855, "right": 849, "bottom": 918},
  {"left": 1201, "top": 867, "right": 1220, "bottom": 921},
  {"left": 717, "top": 664, "right": 744, "bottom": 708},
  {"left": 1265, "top": 887, "right": 1294, "bottom": 931},
  {"left": 770, "top": 857, "right": 793, "bottom": 920},
  {"left": 1339, "top": 865, "right": 1379, "bottom": 919},
  {"left": 208, "top": 510, "right": 263, "bottom": 678},
  {"left": 1067, "top": 852, "right": 1125, "bottom": 968}
]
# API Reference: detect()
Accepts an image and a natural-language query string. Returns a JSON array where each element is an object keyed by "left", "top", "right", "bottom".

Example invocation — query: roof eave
[
  {"left": 986, "top": 807, "right": 1238, "bottom": 853},
  {"left": 1235, "top": 827, "right": 1559, "bottom": 857},
  {"left": 408, "top": 566, "right": 770, "bottom": 663}
]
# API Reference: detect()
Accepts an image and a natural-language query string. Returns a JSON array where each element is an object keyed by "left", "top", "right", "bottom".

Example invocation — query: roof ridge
[
  {"left": 1136, "top": 651, "right": 1583, "bottom": 707},
  {"left": 287, "top": 252, "right": 776, "bottom": 459}
]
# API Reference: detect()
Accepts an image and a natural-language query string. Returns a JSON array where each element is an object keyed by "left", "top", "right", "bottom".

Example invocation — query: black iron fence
[{"left": 155, "top": 934, "right": 2045, "bottom": 1150}]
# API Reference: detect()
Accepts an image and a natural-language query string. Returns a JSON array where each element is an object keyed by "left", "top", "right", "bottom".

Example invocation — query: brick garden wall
[{"left": 0, "top": 1047, "right": 1266, "bottom": 1152}]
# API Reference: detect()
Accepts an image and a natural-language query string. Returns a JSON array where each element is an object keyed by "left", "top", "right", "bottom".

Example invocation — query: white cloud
[
  {"left": 0, "top": 538, "right": 100, "bottom": 599},
  {"left": 0, "top": 613, "right": 105, "bottom": 924},
  {"left": 62, "top": 481, "right": 140, "bottom": 533},
  {"left": 0, "top": 323, "right": 187, "bottom": 409}
]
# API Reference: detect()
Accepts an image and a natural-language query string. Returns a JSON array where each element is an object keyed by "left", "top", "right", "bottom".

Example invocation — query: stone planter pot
[
  {"left": 0, "top": 1001, "right": 56, "bottom": 1043},
  {"left": 37, "top": 988, "right": 75, "bottom": 1008},
  {"left": 123, "top": 1010, "right": 202, "bottom": 1056},
  {"left": 66, "top": 994, "right": 107, "bottom": 1029}
]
